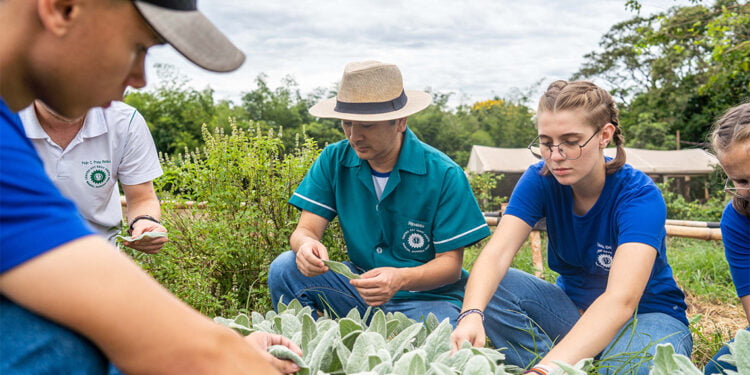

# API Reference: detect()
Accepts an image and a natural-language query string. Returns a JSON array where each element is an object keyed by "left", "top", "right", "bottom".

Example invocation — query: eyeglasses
[
  {"left": 528, "top": 127, "right": 600, "bottom": 160},
  {"left": 724, "top": 178, "right": 750, "bottom": 198}
]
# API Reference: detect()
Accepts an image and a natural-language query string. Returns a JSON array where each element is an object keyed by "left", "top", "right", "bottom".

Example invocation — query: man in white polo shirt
[{"left": 20, "top": 100, "right": 167, "bottom": 253}]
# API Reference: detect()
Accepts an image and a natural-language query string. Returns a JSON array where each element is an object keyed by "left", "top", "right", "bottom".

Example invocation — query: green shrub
[
  {"left": 656, "top": 179, "right": 727, "bottom": 221},
  {"left": 467, "top": 171, "right": 506, "bottom": 212},
  {"left": 127, "top": 122, "right": 346, "bottom": 316}
]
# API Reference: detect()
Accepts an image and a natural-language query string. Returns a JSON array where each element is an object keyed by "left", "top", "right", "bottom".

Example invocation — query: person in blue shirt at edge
[
  {"left": 450, "top": 80, "right": 692, "bottom": 375},
  {"left": 703, "top": 102, "right": 750, "bottom": 375},
  {"left": 0, "top": 0, "right": 301, "bottom": 374},
  {"left": 268, "top": 60, "right": 491, "bottom": 326}
]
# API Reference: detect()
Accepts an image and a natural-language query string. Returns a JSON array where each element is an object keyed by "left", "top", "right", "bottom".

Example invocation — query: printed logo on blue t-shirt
[
  {"left": 401, "top": 220, "right": 431, "bottom": 253},
  {"left": 596, "top": 242, "right": 614, "bottom": 270}
]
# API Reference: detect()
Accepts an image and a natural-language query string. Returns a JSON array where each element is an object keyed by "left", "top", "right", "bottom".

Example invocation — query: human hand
[
  {"left": 245, "top": 332, "right": 304, "bottom": 374},
  {"left": 349, "top": 267, "right": 403, "bottom": 306},
  {"left": 124, "top": 221, "right": 168, "bottom": 254},
  {"left": 295, "top": 240, "right": 329, "bottom": 277},
  {"left": 450, "top": 313, "right": 486, "bottom": 352}
]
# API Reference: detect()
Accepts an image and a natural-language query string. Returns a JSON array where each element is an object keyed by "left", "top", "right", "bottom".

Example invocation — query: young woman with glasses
[
  {"left": 451, "top": 80, "right": 691, "bottom": 375},
  {"left": 703, "top": 103, "right": 750, "bottom": 375}
]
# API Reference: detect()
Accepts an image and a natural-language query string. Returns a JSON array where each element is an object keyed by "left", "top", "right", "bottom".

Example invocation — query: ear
[
  {"left": 599, "top": 122, "right": 616, "bottom": 148},
  {"left": 396, "top": 117, "right": 408, "bottom": 132},
  {"left": 37, "top": 0, "right": 80, "bottom": 36}
]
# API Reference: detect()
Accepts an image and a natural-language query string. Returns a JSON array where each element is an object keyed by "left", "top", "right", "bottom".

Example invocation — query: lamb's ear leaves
[
  {"left": 322, "top": 259, "right": 361, "bottom": 279},
  {"left": 268, "top": 345, "right": 307, "bottom": 368}
]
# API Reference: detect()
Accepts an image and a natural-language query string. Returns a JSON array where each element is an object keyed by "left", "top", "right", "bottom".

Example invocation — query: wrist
[
  {"left": 128, "top": 215, "right": 160, "bottom": 234},
  {"left": 456, "top": 308, "right": 484, "bottom": 325},
  {"left": 524, "top": 364, "right": 553, "bottom": 375}
]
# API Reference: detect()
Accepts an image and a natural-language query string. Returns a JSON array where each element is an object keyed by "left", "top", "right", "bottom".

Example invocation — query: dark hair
[
  {"left": 537, "top": 80, "right": 625, "bottom": 175},
  {"left": 711, "top": 102, "right": 750, "bottom": 217}
]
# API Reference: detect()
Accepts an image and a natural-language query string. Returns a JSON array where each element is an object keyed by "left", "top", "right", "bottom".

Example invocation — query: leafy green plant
[
  {"left": 127, "top": 123, "right": 347, "bottom": 316},
  {"left": 467, "top": 171, "right": 506, "bottom": 212},
  {"left": 216, "top": 300, "right": 523, "bottom": 375}
]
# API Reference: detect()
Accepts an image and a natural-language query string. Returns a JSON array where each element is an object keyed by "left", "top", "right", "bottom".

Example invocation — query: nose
[
  {"left": 125, "top": 51, "right": 148, "bottom": 89},
  {"left": 548, "top": 145, "right": 566, "bottom": 161},
  {"left": 348, "top": 125, "right": 363, "bottom": 141}
]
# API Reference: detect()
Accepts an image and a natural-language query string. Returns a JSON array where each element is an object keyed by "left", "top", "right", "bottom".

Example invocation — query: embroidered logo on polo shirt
[
  {"left": 401, "top": 221, "right": 431, "bottom": 254},
  {"left": 85, "top": 165, "right": 111, "bottom": 188}
]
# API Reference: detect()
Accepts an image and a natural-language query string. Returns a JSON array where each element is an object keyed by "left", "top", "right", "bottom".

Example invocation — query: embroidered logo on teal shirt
[{"left": 401, "top": 221, "right": 431, "bottom": 253}]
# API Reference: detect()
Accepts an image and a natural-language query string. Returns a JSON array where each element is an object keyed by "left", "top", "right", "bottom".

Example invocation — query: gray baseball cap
[{"left": 133, "top": 0, "right": 245, "bottom": 72}]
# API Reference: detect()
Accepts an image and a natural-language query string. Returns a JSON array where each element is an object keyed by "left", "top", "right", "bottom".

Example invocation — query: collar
[
  {"left": 341, "top": 127, "right": 427, "bottom": 175},
  {"left": 21, "top": 106, "right": 108, "bottom": 140}
]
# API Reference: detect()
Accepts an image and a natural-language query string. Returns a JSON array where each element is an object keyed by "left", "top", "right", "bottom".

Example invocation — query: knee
[{"left": 268, "top": 251, "right": 297, "bottom": 285}]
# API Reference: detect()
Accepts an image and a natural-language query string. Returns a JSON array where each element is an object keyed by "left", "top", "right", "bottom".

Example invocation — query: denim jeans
[
  {"left": 0, "top": 296, "right": 110, "bottom": 374},
  {"left": 484, "top": 268, "right": 693, "bottom": 374},
  {"left": 268, "top": 250, "right": 461, "bottom": 326},
  {"left": 704, "top": 326, "right": 749, "bottom": 374}
]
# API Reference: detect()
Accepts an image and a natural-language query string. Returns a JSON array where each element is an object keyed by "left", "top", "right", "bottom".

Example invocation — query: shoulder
[
  {"left": 722, "top": 202, "right": 750, "bottom": 230},
  {"left": 612, "top": 164, "right": 660, "bottom": 194}
]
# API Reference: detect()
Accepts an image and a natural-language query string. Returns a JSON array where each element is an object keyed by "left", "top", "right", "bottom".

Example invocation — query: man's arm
[
  {"left": 0, "top": 236, "right": 301, "bottom": 374},
  {"left": 122, "top": 181, "right": 167, "bottom": 253},
  {"left": 290, "top": 210, "right": 331, "bottom": 277},
  {"left": 349, "top": 247, "right": 464, "bottom": 306}
]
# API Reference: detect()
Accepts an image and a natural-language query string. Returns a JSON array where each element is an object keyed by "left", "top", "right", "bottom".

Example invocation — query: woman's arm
[
  {"left": 450, "top": 215, "right": 533, "bottom": 349},
  {"left": 537, "top": 242, "right": 656, "bottom": 367}
]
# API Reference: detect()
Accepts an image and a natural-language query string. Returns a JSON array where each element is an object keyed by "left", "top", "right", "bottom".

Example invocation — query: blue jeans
[
  {"left": 484, "top": 268, "right": 693, "bottom": 374},
  {"left": 0, "top": 296, "right": 110, "bottom": 374},
  {"left": 268, "top": 250, "right": 461, "bottom": 326},
  {"left": 704, "top": 327, "right": 749, "bottom": 374}
]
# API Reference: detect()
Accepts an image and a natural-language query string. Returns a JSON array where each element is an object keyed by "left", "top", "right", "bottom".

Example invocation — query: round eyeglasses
[
  {"left": 724, "top": 178, "right": 750, "bottom": 198},
  {"left": 527, "top": 127, "right": 600, "bottom": 161}
]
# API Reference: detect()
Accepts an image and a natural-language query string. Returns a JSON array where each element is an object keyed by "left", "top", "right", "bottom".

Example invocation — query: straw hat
[{"left": 309, "top": 61, "right": 432, "bottom": 121}]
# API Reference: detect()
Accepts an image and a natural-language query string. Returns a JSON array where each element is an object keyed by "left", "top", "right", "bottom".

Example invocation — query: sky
[{"left": 141, "top": 0, "right": 693, "bottom": 108}]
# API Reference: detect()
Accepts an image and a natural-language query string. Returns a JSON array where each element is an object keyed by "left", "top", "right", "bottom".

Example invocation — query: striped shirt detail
[
  {"left": 434, "top": 223, "right": 489, "bottom": 245},
  {"left": 293, "top": 193, "right": 337, "bottom": 213}
]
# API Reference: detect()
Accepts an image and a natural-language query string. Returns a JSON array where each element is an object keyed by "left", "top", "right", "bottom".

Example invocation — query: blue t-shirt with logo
[
  {"left": 505, "top": 161, "right": 688, "bottom": 325},
  {"left": 0, "top": 98, "right": 94, "bottom": 273},
  {"left": 289, "top": 128, "right": 490, "bottom": 306},
  {"left": 720, "top": 202, "right": 750, "bottom": 298}
]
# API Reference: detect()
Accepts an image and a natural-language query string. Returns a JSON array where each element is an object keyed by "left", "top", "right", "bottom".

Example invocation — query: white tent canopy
[{"left": 467, "top": 145, "right": 719, "bottom": 175}]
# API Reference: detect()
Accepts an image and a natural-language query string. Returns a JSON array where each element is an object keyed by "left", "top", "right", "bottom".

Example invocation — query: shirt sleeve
[
  {"left": 721, "top": 203, "right": 750, "bottom": 298},
  {"left": 615, "top": 181, "right": 666, "bottom": 253},
  {"left": 504, "top": 163, "right": 546, "bottom": 228},
  {"left": 288, "top": 147, "right": 338, "bottom": 221},
  {"left": 1, "top": 109, "right": 94, "bottom": 273},
  {"left": 117, "top": 109, "right": 163, "bottom": 185},
  {"left": 431, "top": 166, "right": 490, "bottom": 252}
]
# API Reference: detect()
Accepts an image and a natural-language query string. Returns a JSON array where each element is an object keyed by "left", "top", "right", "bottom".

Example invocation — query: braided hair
[
  {"left": 537, "top": 80, "right": 626, "bottom": 175},
  {"left": 711, "top": 102, "right": 750, "bottom": 218}
]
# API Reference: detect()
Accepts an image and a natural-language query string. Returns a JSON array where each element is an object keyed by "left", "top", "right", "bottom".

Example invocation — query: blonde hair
[
  {"left": 711, "top": 102, "right": 750, "bottom": 217},
  {"left": 537, "top": 80, "right": 625, "bottom": 175}
]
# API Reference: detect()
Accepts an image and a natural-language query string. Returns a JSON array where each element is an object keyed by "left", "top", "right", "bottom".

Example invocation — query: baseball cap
[{"left": 133, "top": 0, "right": 245, "bottom": 72}]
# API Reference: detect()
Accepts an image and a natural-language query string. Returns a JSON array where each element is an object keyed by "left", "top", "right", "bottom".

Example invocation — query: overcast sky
[{"left": 142, "top": 0, "right": 692, "bottom": 107}]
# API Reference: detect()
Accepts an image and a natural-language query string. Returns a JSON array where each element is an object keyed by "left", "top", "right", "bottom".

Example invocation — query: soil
[{"left": 684, "top": 290, "right": 747, "bottom": 365}]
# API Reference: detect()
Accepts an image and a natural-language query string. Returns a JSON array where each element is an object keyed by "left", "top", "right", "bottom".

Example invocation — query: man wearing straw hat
[{"left": 269, "top": 61, "right": 490, "bottom": 325}]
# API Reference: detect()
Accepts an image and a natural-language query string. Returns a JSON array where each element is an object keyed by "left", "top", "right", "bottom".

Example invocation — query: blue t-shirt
[
  {"left": 0, "top": 98, "right": 94, "bottom": 273},
  {"left": 289, "top": 128, "right": 490, "bottom": 306},
  {"left": 505, "top": 161, "right": 688, "bottom": 325},
  {"left": 720, "top": 202, "right": 750, "bottom": 298}
]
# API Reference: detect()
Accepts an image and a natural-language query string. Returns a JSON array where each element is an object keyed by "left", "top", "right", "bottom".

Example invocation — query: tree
[{"left": 574, "top": 0, "right": 750, "bottom": 147}]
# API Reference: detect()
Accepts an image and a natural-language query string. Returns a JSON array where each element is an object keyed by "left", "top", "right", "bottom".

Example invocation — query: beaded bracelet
[{"left": 456, "top": 308, "right": 484, "bottom": 324}]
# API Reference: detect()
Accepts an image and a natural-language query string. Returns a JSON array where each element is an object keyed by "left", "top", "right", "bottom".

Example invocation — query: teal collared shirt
[{"left": 289, "top": 128, "right": 490, "bottom": 306}]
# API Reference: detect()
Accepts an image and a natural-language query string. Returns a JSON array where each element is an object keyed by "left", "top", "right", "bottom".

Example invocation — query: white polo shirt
[{"left": 20, "top": 101, "right": 163, "bottom": 242}]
